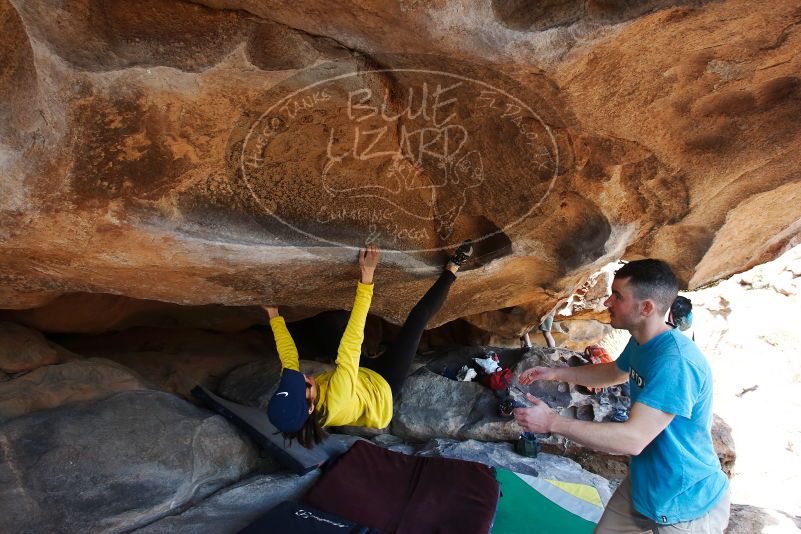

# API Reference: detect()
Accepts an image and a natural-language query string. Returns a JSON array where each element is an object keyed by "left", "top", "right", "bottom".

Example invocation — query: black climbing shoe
[{"left": 448, "top": 240, "right": 474, "bottom": 267}]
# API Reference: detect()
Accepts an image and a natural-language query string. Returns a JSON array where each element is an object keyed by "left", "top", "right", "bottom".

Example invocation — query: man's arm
[
  {"left": 514, "top": 397, "right": 674, "bottom": 456},
  {"left": 520, "top": 361, "right": 629, "bottom": 388}
]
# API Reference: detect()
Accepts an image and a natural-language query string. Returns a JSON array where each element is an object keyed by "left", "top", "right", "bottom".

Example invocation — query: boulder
[
  {"left": 391, "top": 367, "right": 512, "bottom": 441},
  {"left": 0, "top": 357, "right": 150, "bottom": 422},
  {"left": 712, "top": 414, "right": 737, "bottom": 477},
  {"left": 0, "top": 321, "right": 60, "bottom": 373},
  {"left": 725, "top": 503, "right": 801, "bottom": 534},
  {"left": 0, "top": 390, "right": 258, "bottom": 533},
  {"left": 134, "top": 471, "right": 320, "bottom": 534},
  {"left": 555, "top": 319, "right": 614, "bottom": 352}
]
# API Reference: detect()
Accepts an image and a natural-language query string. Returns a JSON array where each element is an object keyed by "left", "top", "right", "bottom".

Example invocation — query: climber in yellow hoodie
[{"left": 263, "top": 241, "right": 473, "bottom": 448}]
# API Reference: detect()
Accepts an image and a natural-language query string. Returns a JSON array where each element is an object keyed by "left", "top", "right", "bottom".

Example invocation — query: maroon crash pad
[{"left": 302, "top": 440, "right": 499, "bottom": 534}]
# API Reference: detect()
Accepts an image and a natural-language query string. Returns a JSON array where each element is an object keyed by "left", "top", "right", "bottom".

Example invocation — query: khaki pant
[{"left": 595, "top": 477, "right": 730, "bottom": 534}]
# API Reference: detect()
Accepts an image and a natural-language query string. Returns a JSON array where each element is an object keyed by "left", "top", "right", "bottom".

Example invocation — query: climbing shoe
[{"left": 448, "top": 240, "right": 474, "bottom": 267}]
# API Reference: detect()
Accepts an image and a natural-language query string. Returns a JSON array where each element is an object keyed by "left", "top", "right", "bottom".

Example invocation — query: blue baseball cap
[{"left": 268, "top": 369, "right": 309, "bottom": 433}]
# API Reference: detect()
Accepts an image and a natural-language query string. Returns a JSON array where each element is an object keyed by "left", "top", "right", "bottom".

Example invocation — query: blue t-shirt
[{"left": 616, "top": 329, "right": 728, "bottom": 524}]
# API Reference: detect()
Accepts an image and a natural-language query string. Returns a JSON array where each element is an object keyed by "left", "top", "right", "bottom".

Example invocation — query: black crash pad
[
  {"left": 238, "top": 500, "right": 383, "bottom": 534},
  {"left": 191, "top": 386, "right": 353, "bottom": 475}
]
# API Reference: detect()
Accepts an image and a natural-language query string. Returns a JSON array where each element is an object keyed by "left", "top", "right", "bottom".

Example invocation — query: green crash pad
[{"left": 492, "top": 469, "right": 604, "bottom": 534}]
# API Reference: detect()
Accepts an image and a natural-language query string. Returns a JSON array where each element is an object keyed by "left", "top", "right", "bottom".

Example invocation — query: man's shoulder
[{"left": 649, "top": 331, "right": 709, "bottom": 372}]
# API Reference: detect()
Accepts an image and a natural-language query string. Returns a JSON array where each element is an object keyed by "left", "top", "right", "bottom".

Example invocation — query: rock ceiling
[{"left": 1, "top": 0, "right": 800, "bottom": 332}]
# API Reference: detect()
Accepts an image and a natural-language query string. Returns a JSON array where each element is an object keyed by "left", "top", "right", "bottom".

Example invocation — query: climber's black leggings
[{"left": 361, "top": 270, "right": 456, "bottom": 398}]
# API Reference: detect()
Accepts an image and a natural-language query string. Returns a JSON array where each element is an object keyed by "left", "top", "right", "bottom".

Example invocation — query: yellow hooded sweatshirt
[{"left": 268, "top": 282, "right": 393, "bottom": 429}]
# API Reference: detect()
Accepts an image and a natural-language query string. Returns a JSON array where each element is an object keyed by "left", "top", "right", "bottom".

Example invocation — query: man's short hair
[{"left": 615, "top": 259, "right": 679, "bottom": 315}]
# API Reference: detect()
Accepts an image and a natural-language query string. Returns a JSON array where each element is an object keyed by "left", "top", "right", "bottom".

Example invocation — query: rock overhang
[{"left": 1, "top": 0, "right": 800, "bottom": 334}]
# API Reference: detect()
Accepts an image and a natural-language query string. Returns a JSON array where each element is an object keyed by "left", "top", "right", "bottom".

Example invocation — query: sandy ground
[{"left": 686, "top": 246, "right": 801, "bottom": 521}]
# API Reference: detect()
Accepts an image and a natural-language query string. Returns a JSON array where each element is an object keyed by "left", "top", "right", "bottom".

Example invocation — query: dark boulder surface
[{"left": 0, "top": 390, "right": 258, "bottom": 533}]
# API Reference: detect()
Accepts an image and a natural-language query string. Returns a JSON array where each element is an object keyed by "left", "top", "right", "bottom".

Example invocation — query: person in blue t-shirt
[{"left": 515, "top": 259, "right": 730, "bottom": 533}]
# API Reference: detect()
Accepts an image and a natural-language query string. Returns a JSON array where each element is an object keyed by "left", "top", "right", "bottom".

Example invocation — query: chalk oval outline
[{"left": 240, "top": 67, "right": 561, "bottom": 253}]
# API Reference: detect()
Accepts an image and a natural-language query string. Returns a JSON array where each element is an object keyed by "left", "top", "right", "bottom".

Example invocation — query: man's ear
[{"left": 640, "top": 299, "right": 657, "bottom": 317}]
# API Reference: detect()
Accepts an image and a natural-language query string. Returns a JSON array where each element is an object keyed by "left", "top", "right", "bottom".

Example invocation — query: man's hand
[
  {"left": 359, "top": 245, "right": 380, "bottom": 284},
  {"left": 514, "top": 393, "right": 557, "bottom": 433},
  {"left": 261, "top": 305, "right": 279, "bottom": 319},
  {"left": 519, "top": 366, "right": 560, "bottom": 385}
]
